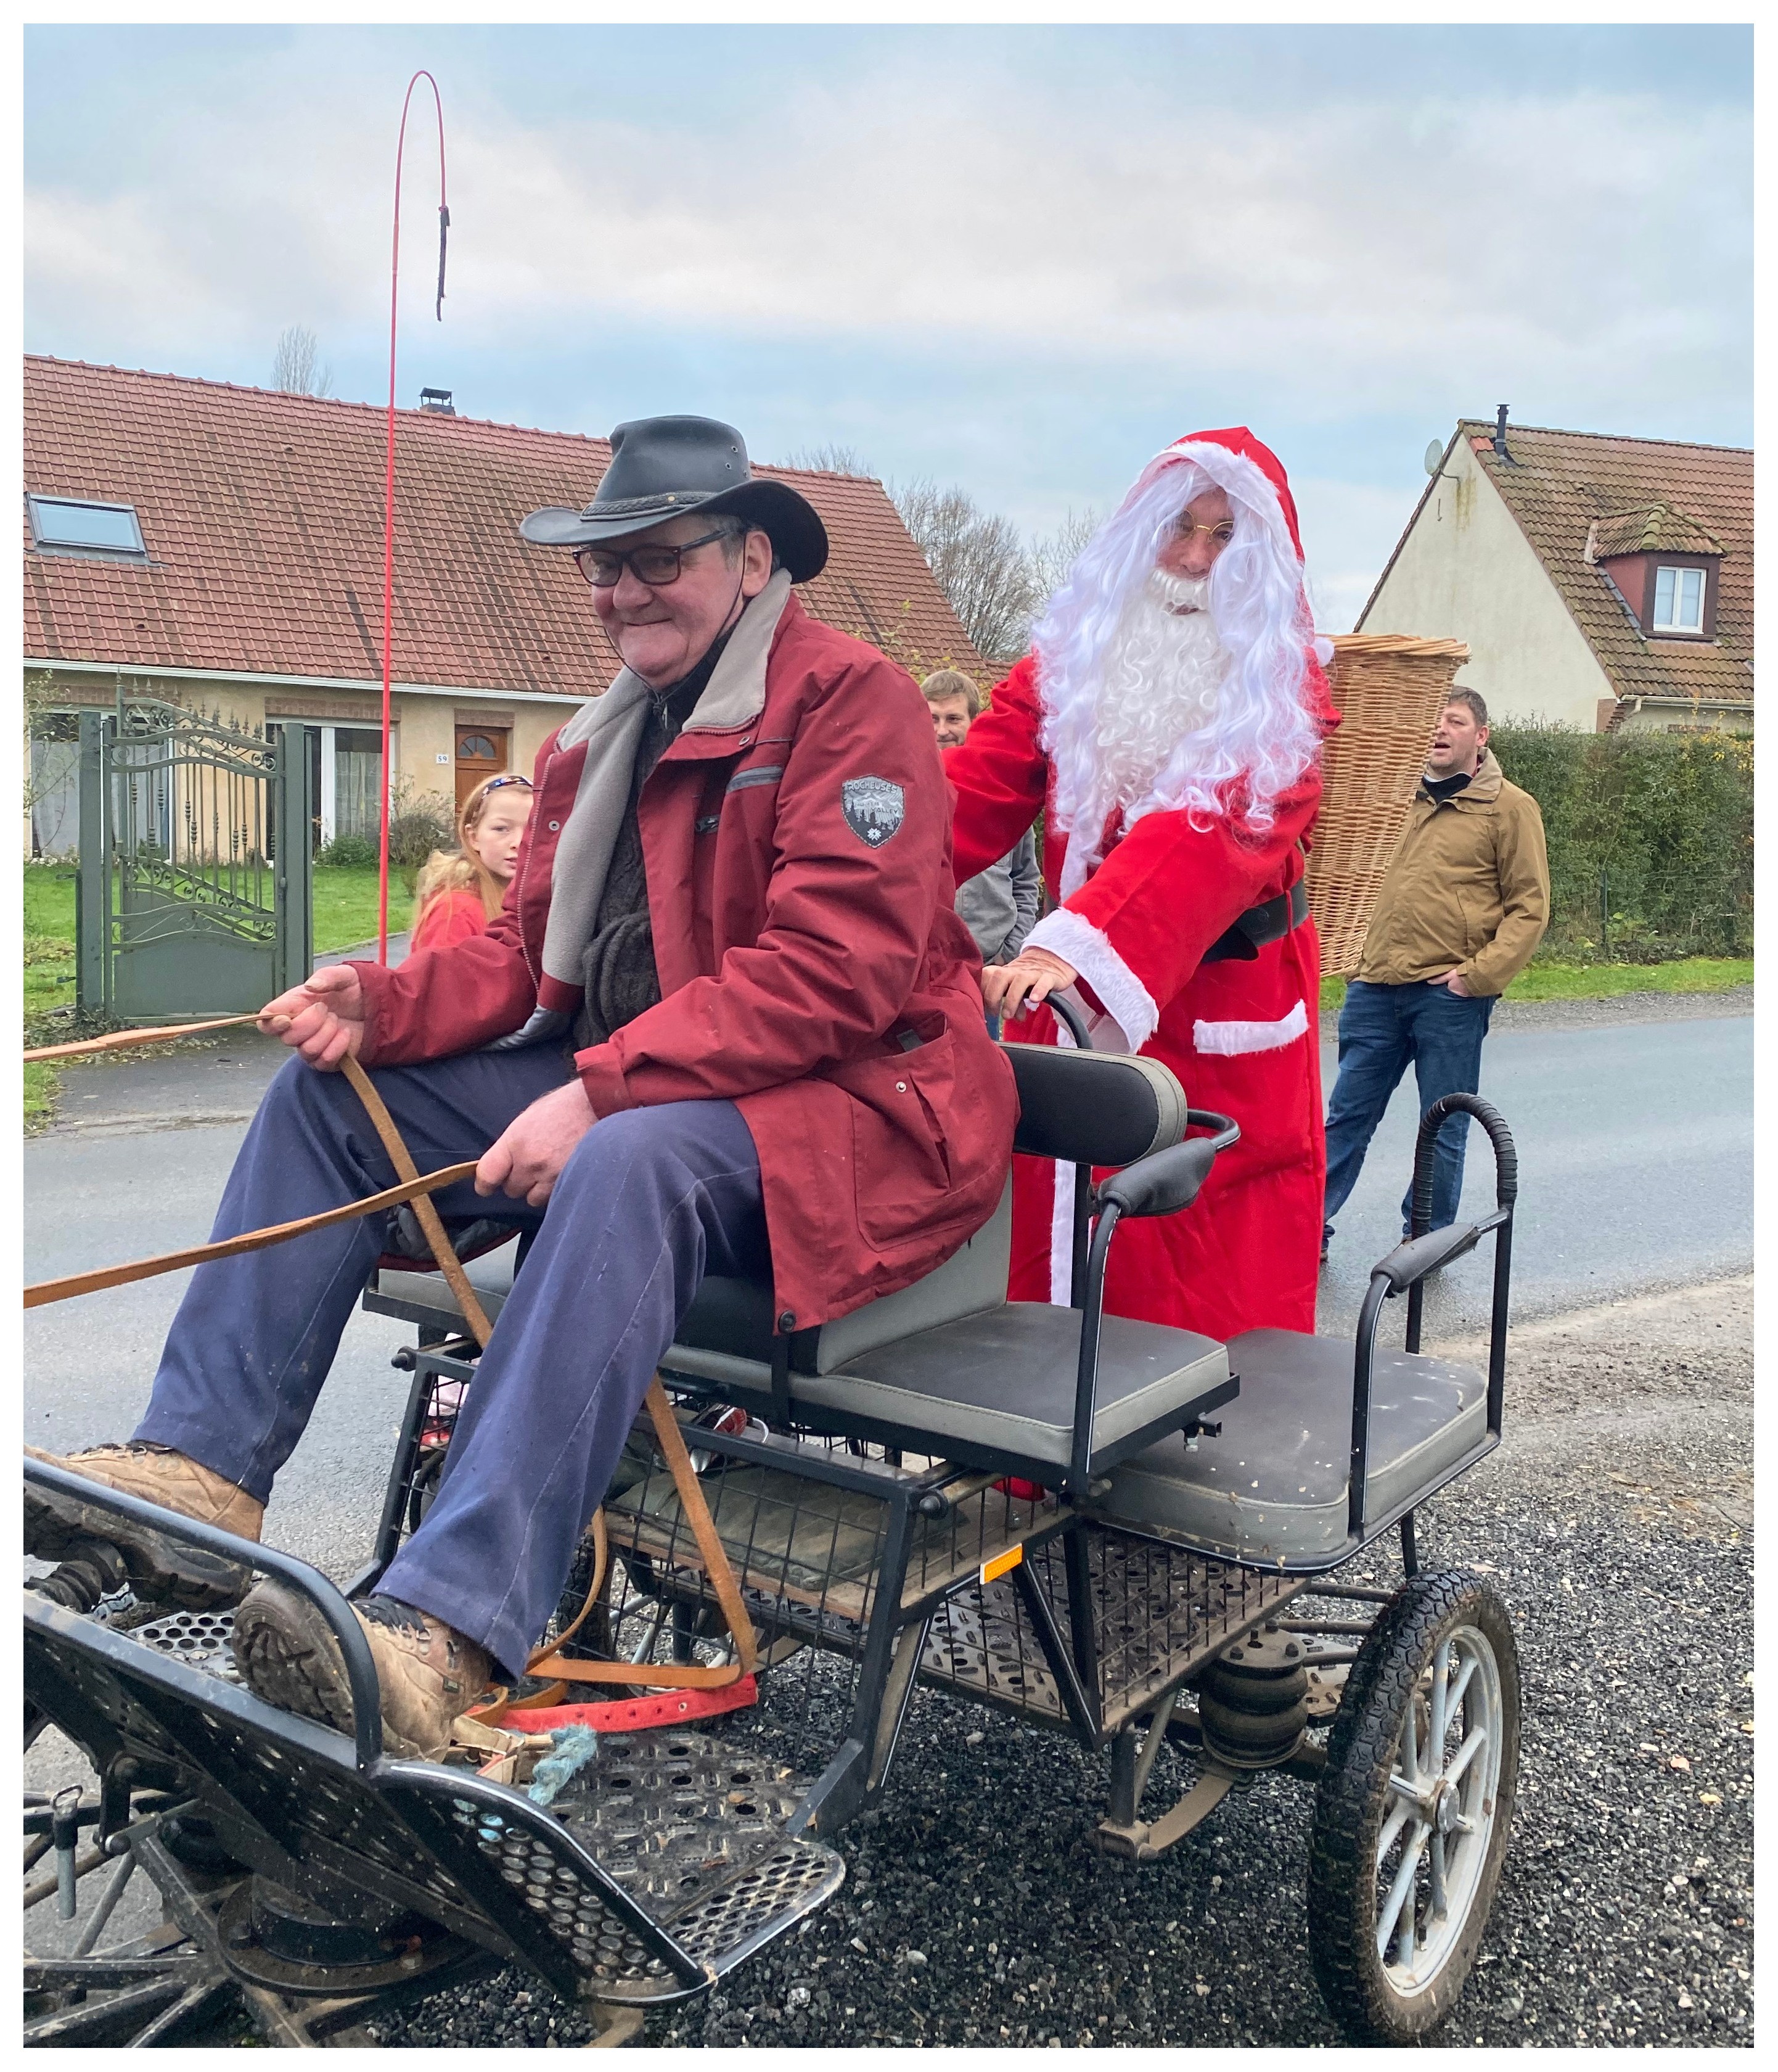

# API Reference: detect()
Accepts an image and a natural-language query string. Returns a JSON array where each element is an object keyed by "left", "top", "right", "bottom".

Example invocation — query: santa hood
[
  {"left": 1139, "top": 426, "right": 1304, "bottom": 565},
  {"left": 1128, "top": 428, "right": 1335, "bottom": 670},
  {"left": 1058, "top": 426, "right": 1333, "bottom": 684}
]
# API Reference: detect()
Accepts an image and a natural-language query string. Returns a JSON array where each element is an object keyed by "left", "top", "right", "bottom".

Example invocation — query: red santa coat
[
  {"left": 351, "top": 583, "right": 1017, "bottom": 1332},
  {"left": 946, "top": 431, "right": 1336, "bottom": 1342}
]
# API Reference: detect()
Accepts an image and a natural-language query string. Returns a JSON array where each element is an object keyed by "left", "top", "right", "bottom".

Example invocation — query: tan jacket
[{"left": 1356, "top": 752, "right": 1550, "bottom": 997}]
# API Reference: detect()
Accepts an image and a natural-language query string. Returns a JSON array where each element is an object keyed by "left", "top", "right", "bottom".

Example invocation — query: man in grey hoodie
[{"left": 922, "top": 670, "right": 1041, "bottom": 967}]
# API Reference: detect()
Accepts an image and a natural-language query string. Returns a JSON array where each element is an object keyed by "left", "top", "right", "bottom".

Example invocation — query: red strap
[{"left": 501, "top": 1676, "right": 758, "bottom": 1736}]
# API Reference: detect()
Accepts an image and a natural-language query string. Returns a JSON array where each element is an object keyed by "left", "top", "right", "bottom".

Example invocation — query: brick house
[
  {"left": 24, "top": 356, "right": 986, "bottom": 854},
  {"left": 1356, "top": 413, "right": 1751, "bottom": 733}
]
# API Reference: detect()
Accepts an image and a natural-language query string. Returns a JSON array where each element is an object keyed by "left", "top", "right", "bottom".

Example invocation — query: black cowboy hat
[{"left": 519, "top": 414, "right": 828, "bottom": 583}]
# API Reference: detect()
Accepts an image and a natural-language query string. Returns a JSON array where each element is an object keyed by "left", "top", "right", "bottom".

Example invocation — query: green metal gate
[{"left": 75, "top": 697, "right": 314, "bottom": 1026}]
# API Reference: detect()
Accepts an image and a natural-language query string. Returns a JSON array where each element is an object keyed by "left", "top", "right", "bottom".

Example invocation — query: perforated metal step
[
  {"left": 916, "top": 1532, "right": 1307, "bottom": 1732},
  {"left": 133, "top": 1607, "right": 241, "bottom": 1683},
  {"left": 549, "top": 1731, "right": 843, "bottom": 1977},
  {"left": 120, "top": 1617, "right": 842, "bottom": 1988}
]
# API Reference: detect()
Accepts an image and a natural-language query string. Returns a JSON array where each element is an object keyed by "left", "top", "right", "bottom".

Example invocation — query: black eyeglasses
[{"left": 573, "top": 528, "right": 731, "bottom": 589}]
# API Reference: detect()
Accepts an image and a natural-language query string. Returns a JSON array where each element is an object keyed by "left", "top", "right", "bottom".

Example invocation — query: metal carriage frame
[{"left": 25, "top": 1008, "right": 1523, "bottom": 2049}]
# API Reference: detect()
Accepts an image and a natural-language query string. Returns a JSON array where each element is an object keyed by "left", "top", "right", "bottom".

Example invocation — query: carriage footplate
[
  {"left": 63, "top": 1608, "right": 846, "bottom": 1977},
  {"left": 541, "top": 1731, "right": 845, "bottom": 1973}
]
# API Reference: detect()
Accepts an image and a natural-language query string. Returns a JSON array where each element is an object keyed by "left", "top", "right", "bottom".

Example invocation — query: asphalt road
[
  {"left": 25, "top": 999, "right": 1751, "bottom": 1568},
  {"left": 1312, "top": 1001, "right": 1751, "bottom": 1339}
]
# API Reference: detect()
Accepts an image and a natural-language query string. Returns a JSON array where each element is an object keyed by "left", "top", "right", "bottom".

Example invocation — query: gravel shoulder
[{"left": 377, "top": 1276, "right": 1754, "bottom": 2049}]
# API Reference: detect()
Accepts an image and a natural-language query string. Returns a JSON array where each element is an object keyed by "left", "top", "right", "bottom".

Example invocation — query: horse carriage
[{"left": 24, "top": 979, "right": 1522, "bottom": 2050}]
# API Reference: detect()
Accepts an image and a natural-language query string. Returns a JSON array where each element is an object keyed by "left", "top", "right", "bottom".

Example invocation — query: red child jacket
[
  {"left": 351, "top": 582, "right": 1017, "bottom": 1330},
  {"left": 409, "top": 887, "right": 489, "bottom": 955}
]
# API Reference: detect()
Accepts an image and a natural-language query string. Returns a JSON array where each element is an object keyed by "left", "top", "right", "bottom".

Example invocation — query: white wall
[{"left": 1359, "top": 439, "right": 1613, "bottom": 730}]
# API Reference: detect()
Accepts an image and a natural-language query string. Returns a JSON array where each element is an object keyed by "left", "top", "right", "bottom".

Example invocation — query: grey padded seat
[
  {"left": 1090, "top": 1328, "right": 1487, "bottom": 1566},
  {"left": 370, "top": 1185, "right": 1231, "bottom": 1476},
  {"left": 659, "top": 1182, "right": 1229, "bottom": 1474},
  {"left": 673, "top": 1306, "right": 1228, "bottom": 1473}
]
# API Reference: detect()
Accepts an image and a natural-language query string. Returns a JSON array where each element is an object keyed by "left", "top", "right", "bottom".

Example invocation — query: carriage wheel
[{"left": 1306, "top": 1569, "right": 1519, "bottom": 2044}]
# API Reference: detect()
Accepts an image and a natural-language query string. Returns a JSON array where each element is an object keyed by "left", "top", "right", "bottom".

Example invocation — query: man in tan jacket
[{"left": 1322, "top": 688, "right": 1549, "bottom": 1253}]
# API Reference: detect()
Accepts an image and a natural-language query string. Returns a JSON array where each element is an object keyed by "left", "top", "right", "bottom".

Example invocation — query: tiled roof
[
  {"left": 23, "top": 356, "right": 986, "bottom": 697},
  {"left": 1587, "top": 504, "right": 1724, "bottom": 561},
  {"left": 1460, "top": 419, "right": 1752, "bottom": 709}
]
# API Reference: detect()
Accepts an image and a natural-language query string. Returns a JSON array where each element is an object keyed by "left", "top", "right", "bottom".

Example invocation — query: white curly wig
[{"left": 1032, "top": 440, "right": 1325, "bottom": 897}]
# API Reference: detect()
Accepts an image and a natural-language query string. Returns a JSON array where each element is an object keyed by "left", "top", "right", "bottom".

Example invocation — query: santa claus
[{"left": 945, "top": 427, "right": 1337, "bottom": 1342}]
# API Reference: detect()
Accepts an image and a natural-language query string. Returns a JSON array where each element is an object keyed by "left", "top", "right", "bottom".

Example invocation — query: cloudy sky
[{"left": 25, "top": 21, "right": 1751, "bottom": 629}]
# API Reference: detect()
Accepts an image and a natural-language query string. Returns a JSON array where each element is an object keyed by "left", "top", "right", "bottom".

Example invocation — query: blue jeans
[
  {"left": 1322, "top": 979, "right": 1496, "bottom": 1236},
  {"left": 137, "top": 1050, "right": 768, "bottom": 1679}
]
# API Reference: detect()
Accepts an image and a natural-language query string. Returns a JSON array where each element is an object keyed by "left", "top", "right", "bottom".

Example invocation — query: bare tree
[
  {"left": 272, "top": 325, "right": 334, "bottom": 398},
  {"left": 890, "top": 478, "right": 1040, "bottom": 665},
  {"left": 1026, "top": 506, "right": 1102, "bottom": 612},
  {"left": 784, "top": 443, "right": 875, "bottom": 476}
]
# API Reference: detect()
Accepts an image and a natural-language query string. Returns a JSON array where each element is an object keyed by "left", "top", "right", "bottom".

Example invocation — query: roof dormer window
[
  {"left": 27, "top": 495, "right": 147, "bottom": 559},
  {"left": 1652, "top": 564, "right": 1706, "bottom": 635},
  {"left": 1586, "top": 503, "right": 1721, "bottom": 644}
]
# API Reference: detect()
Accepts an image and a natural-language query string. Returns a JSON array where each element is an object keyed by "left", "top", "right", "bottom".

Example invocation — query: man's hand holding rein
[
  {"left": 258, "top": 964, "right": 366, "bottom": 1069},
  {"left": 475, "top": 1080, "right": 598, "bottom": 1209}
]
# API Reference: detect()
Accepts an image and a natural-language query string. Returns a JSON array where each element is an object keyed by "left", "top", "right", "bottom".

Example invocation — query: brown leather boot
[
  {"left": 232, "top": 1581, "right": 490, "bottom": 1761},
  {"left": 25, "top": 1442, "right": 264, "bottom": 1610}
]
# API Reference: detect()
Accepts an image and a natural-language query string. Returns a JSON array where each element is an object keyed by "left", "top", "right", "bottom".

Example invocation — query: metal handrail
[
  {"left": 1066, "top": 1109, "right": 1240, "bottom": 1496},
  {"left": 1346, "top": 1095, "right": 1518, "bottom": 1542}
]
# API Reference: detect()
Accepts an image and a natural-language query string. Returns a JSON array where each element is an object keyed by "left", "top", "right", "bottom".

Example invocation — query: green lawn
[
  {"left": 312, "top": 864, "right": 420, "bottom": 955},
  {"left": 1319, "top": 956, "right": 1753, "bottom": 1014}
]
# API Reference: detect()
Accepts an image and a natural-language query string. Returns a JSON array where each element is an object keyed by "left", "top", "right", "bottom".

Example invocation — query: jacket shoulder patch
[{"left": 842, "top": 776, "right": 905, "bottom": 847}]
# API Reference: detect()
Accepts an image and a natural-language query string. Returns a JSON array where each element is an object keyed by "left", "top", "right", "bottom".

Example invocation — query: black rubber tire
[{"left": 1306, "top": 1568, "right": 1520, "bottom": 2045}]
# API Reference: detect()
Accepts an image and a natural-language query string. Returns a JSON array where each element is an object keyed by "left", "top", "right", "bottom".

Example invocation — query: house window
[
  {"left": 1652, "top": 564, "right": 1706, "bottom": 634},
  {"left": 26, "top": 495, "right": 147, "bottom": 557},
  {"left": 334, "top": 730, "right": 386, "bottom": 841}
]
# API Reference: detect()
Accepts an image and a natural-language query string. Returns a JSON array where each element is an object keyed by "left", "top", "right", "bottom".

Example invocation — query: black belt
[{"left": 1202, "top": 878, "right": 1310, "bottom": 963}]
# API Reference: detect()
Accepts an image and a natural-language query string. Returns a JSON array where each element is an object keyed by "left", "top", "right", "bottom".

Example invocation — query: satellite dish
[{"left": 1424, "top": 439, "right": 1446, "bottom": 478}]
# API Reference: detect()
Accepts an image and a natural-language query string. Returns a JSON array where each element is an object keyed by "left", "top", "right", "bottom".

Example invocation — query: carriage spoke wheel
[{"left": 1306, "top": 1569, "right": 1519, "bottom": 2044}]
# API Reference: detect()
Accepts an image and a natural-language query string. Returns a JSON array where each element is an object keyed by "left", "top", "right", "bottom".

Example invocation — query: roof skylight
[{"left": 27, "top": 495, "right": 147, "bottom": 557}]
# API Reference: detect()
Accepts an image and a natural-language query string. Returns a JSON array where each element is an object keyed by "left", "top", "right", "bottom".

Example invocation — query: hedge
[{"left": 1489, "top": 726, "right": 1753, "bottom": 963}]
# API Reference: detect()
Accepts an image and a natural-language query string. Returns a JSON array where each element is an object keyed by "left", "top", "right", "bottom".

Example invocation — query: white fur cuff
[
  {"left": 1026, "top": 907, "right": 1160, "bottom": 1053},
  {"left": 1192, "top": 1000, "right": 1309, "bottom": 1056}
]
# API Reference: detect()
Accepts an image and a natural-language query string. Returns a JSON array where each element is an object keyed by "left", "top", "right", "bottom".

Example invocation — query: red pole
[{"left": 379, "top": 71, "right": 448, "bottom": 965}]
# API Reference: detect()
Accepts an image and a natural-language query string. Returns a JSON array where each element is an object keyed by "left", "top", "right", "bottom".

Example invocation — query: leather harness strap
[
  {"left": 341, "top": 1056, "right": 497, "bottom": 1349},
  {"left": 24, "top": 1015, "right": 261, "bottom": 1064},
  {"left": 22, "top": 1161, "right": 483, "bottom": 1309}
]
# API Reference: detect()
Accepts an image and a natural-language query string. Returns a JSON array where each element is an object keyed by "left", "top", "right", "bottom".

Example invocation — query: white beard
[{"left": 1087, "top": 568, "right": 1231, "bottom": 833}]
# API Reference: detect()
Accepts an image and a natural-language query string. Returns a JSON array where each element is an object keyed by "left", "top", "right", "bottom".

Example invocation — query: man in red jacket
[
  {"left": 26, "top": 416, "right": 1015, "bottom": 1757},
  {"left": 945, "top": 428, "right": 1336, "bottom": 1346}
]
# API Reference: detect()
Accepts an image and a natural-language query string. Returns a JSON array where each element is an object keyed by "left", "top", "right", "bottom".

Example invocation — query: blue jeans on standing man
[{"left": 1322, "top": 977, "right": 1496, "bottom": 1239}]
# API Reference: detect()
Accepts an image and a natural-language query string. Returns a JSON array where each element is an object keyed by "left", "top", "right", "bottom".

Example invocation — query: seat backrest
[
  {"left": 809, "top": 1175, "right": 1012, "bottom": 1373},
  {"left": 1004, "top": 1042, "right": 1188, "bottom": 1168}
]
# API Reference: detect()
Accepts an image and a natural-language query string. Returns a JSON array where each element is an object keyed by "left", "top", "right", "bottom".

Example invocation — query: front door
[{"left": 455, "top": 726, "right": 509, "bottom": 814}]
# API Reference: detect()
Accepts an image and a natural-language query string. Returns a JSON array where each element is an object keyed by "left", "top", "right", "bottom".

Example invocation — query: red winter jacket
[
  {"left": 409, "top": 887, "right": 490, "bottom": 955},
  {"left": 351, "top": 584, "right": 1017, "bottom": 1329}
]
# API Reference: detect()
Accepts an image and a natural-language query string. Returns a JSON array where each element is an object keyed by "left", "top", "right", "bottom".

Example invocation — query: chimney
[
  {"left": 419, "top": 387, "right": 456, "bottom": 416},
  {"left": 1493, "top": 403, "right": 1510, "bottom": 459}
]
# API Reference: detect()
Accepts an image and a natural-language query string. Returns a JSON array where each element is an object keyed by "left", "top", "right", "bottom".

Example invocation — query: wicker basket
[{"left": 1305, "top": 634, "right": 1469, "bottom": 978}]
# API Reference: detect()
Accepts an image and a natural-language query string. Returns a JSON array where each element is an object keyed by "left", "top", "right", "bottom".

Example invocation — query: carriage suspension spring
[{"left": 1197, "top": 1621, "right": 1311, "bottom": 1770}]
